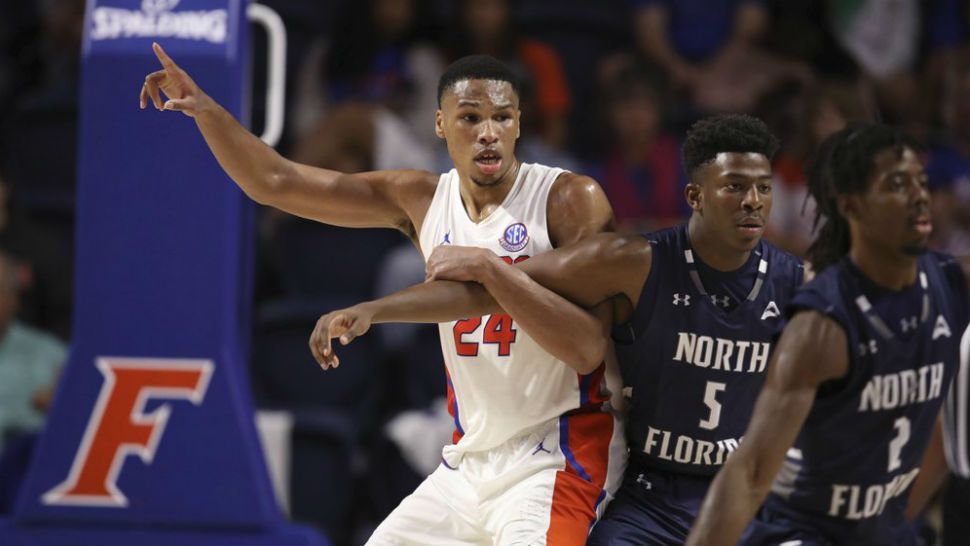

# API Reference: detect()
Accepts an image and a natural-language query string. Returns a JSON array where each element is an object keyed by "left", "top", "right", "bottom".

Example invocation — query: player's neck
[
  {"left": 849, "top": 244, "right": 919, "bottom": 291},
  {"left": 687, "top": 218, "right": 751, "bottom": 272},
  {"left": 458, "top": 159, "right": 520, "bottom": 223}
]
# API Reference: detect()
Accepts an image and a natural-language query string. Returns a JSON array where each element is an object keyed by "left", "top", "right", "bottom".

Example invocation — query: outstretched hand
[
  {"left": 308, "top": 304, "right": 375, "bottom": 370},
  {"left": 139, "top": 42, "right": 207, "bottom": 117}
]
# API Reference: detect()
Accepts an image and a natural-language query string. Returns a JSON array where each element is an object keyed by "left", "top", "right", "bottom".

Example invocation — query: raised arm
[
  {"left": 686, "top": 311, "right": 850, "bottom": 546},
  {"left": 308, "top": 232, "right": 652, "bottom": 372},
  {"left": 140, "top": 43, "right": 433, "bottom": 234}
]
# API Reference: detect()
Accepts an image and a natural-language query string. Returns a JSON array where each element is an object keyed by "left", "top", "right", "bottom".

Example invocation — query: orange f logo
[{"left": 42, "top": 357, "right": 212, "bottom": 507}]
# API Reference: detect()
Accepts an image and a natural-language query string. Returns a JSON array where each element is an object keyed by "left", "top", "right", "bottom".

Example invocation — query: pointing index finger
[{"left": 152, "top": 42, "right": 177, "bottom": 70}]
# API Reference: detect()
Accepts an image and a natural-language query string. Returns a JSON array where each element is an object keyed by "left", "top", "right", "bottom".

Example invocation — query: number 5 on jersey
[
  {"left": 699, "top": 381, "right": 726, "bottom": 430},
  {"left": 452, "top": 255, "right": 528, "bottom": 358}
]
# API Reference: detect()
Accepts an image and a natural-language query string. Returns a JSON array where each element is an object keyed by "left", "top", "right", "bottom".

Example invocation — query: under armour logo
[
  {"left": 532, "top": 438, "right": 552, "bottom": 456},
  {"left": 710, "top": 295, "right": 730, "bottom": 308},
  {"left": 441, "top": 231, "right": 451, "bottom": 245},
  {"left": 859, "top": 339, "right": 878, "bottom": 356},
  {"left": 900, "top": 316, "right": 918, "bottom": 333},
  {"left": 673, "top": 293, "right": 691, "bottom": 306},
  {"left": 761, "top": 301, "right": 780, "bottom": 320},
  {"left": 635, "top": 473, "right": 653, "bottom": 490},
  {"left": 933, "top": 315, "right": 952, "bottom": 340}
]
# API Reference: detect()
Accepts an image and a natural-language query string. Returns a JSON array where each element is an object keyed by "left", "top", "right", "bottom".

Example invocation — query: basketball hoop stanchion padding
[{"left": 0, "top": 0, "right": 326, "bottom": 544}]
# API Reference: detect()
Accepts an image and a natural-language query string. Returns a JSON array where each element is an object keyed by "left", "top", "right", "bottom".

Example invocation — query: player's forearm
[
  {"left": 686, "top": 455, "right": 768, "bottom": 546},
  {"left": 480, "top": 259, "right": 607, "bottom": 373},
  {"left": 906, "top": 415, "right": 949, "bottom": 519},
  {"left": 192, "top": 97, "right": 337, "bottom": 204},
  {"left": 366, "top": 280, "right": 502, "bottom": 325}
]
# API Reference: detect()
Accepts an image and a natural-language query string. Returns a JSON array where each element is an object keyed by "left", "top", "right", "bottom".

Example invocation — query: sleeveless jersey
[
  {"left": 419, "top": 163, "right": 613, "bottom": 465},
  {"left": 765, "top": 252, "right": 969, "bottom": 543},
  {"left": 615, "top": 225, "right": 804, "bottom": 476}
]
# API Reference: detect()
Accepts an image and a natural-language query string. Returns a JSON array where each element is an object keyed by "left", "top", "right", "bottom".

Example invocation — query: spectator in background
[
  {"left": 290, "top": 0, "right": 443, "bottom": 173},
  {"left": 823, "top": 0, "right": 967, "bottom": 129},
  {"left": 758, "top": 81, "right": 872, "bottom": 256},
  {"left": 927, "top": 48, "right": 970, "bottom": 255},
  {"left": 631, "top": 0, "right": 810, "bottom": 116},
  {"left": 448, "top": 0, "right": 574, "bottom": 155},
  {"left": 585, "top": 67, "right": 686, "bottom": 232},
  {"left": 0, "top": 247, "right": 64, "bottom": 454},
  {"left": 0, "top": 246, "right": 64, "bottom": 514}
]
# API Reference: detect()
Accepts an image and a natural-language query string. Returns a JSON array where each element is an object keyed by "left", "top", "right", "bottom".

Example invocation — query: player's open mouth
[
  {"left": 474, "top": 151, "right": 502, "bottom": 175},
  {"left": 912, "top": 217, "right": 932, "bottom": 235}
]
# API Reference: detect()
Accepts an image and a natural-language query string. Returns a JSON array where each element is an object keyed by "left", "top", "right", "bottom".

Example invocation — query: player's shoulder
[
  {"left": 643, "top": 224, "right": 687, "bottom": 254},
  {"left": 547, "top": 170, "right": 607, "bottom": 206},
  {"left": 544, "top": 168, "right": 614, "bottom": 244},
  {"left": 782, "top": 262, "right": 856, "bottom": 347},
  {"left": 377, "top": 169, "right": 444, "bottom": 239},
  {"left": 925, "top": 249, "right": 966, "bottom": 274},
  {"left": 760, "top": 240, "right": 806, "bottom": 282},
  {"left": 923, "top": 250, "right": 970, "bottom": 302},
  {"left": 792, "top": 260, "right": 849, "bottom": 316}
]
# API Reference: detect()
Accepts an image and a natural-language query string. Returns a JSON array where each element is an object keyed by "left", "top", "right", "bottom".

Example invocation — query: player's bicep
[
  {"left": 738, "top": 311, "right": 850, "bottom": 486},
  {"left": 273, "top": 164, "right": 428, "bottom": 230}
]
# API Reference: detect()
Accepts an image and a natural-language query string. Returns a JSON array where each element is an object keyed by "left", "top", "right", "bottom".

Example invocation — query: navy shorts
[
  {"left": 587, "top": 462, "right": 712, "bottom": 545},
  {"left": 742, "top": 496, "right": 924, "bottom": 546}
]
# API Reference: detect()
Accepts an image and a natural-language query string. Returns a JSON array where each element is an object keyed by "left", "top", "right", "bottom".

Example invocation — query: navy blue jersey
[
  {"left": 614, "top": 224, "right": 804, "bottom": 476},
  {"left": 763, "top": 252, "right": 969, "bottom": 543}
]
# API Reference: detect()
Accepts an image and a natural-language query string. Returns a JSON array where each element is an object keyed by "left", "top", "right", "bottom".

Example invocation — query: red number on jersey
[
  {"left": 451, "top": 255, "right": 529, "bottom": 358},
  {"left": 453, "top": 317, "right": 482, "bottom": 356},
  {"left": 482, "top": 314, "right": 516, "bottom": 356}
]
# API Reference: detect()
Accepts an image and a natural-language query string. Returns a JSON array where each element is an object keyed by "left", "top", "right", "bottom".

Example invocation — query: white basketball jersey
[{"left": 419, "top": 163, "right": 612, "bottom": 465}]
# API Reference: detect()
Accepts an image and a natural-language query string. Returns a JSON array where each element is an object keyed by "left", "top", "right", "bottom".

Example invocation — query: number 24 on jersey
[{"left": 453, "top": 255, "right": 529, "bottom": 358}]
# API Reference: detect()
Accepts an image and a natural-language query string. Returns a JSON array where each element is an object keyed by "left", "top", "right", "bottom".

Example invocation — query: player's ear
[
  {"left": 838, "top": 194, "right": 859, "bottom": 221},
  {"left": 435, "top": 110, "right": 445, "bottom": 139},
  {"left": 685, "top": 182, "right": 702, "bottom": 212}
]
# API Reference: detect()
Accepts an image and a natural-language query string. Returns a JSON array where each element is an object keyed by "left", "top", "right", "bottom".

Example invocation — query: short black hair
[
  {"left": 437, "top": 55, "right": 521, "bottom": 106},
  {"left": 682, "top": 114, "right": 779, "bottom": 178},
  {"left": 805, "top": 122, "right": 921, "bottom": 272}
]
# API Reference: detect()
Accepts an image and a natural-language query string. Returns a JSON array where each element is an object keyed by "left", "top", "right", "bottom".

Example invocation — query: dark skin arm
[
  {"left": 140, "top": 43, "right": 435, "bottom": 238},
  {"left": 309, "top": 232, "right": 651, "bottom": 371},
  {"left": 906, "top": 414, "right": 948, "bottom": 519},
  {"left": 309, "top": 175, "right": 652, "bottom": 373},
  {"left": 686, "top": 311, "right": 850, "bottom": 546}
]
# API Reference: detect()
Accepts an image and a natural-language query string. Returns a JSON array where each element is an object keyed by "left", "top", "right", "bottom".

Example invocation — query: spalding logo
[{"left": 90, "top": 0, "right": 228, "bottom": 43}]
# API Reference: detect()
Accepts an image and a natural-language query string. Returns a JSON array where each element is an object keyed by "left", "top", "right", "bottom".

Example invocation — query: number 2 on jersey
[
  {"left": 452, "top": 255, "right": 529, "bottom": 358},
  {"left": 888, "top": 417, "right": 910, "bottom": 472}
]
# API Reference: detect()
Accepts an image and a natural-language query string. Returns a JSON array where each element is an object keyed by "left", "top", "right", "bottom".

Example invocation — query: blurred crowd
[{"left": 0, "top": 0, "right": 969, "bottom": 544}]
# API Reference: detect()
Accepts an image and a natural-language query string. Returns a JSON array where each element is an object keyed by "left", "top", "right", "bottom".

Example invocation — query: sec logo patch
[{"left": 499, "top": 223, "right": 529, "bottom": 252}]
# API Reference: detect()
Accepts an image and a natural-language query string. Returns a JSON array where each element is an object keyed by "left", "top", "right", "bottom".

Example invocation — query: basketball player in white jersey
[{"left": 140, "top": 44, "right": 624, "bottom": 545}]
